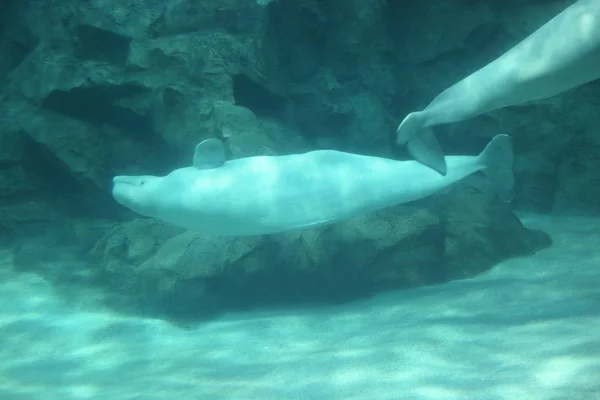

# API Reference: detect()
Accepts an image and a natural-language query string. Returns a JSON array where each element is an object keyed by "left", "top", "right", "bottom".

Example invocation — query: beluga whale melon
[
  {"left": 396, "top": 0, "right": 600, "bottom": 175},
  {"left": 112, "top": 135, "right": 514, "bottom": 236}
]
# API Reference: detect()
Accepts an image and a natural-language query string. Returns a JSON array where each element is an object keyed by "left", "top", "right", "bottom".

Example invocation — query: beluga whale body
[
  {"left": 112, "top": 135, "right": 514, "bottom": 236},
  {"left": 396, "top": 0, "right": 600, "bottom": 175}
]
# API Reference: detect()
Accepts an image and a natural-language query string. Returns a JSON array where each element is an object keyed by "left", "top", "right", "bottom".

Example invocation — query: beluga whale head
[
  {"left": 112, "top": 175, "right": 164, "bottom": 217},
  {"left": 111, "top": 138, "right": 231, "bottom": 231}
]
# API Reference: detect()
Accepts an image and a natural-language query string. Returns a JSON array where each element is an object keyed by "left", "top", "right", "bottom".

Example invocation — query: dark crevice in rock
[
  {"left": 0, "top": 2, "right": 39, "bottom": 80},
  {"left": 263, "top": 0, "right": 327, "bottom": 82},
  {"left": 232, "top": 74, "right": 287, "bottom": 118},
  {"left": 74, "top": 24, "right": 131, "bottom": 65},
  {"left": 41, "top": 84, "right": 155, "bottom": 141},
  {"left": 42, "top": 84, "right": 180, "bottom": 180},
  {"left": 3, "top": 39, "right": 36, "bottom": 70},
  {"left": 0, "top": 35, "right": 38, "bottom": 81},
  {"left": 147, "top": 14, "right": 167, "bottom": 39},
  {"left": 19, "top": 132, "right": 123, "bottom": 219}
]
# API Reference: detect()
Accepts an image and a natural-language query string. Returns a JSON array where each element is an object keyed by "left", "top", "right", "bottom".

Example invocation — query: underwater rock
[{"left": 436, "top": 175, "right": 552, "bottom": 279}]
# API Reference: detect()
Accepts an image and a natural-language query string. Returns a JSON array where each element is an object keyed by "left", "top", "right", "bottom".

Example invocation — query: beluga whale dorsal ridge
[
  {"left": 396, "top": 0, "right": 600, "bottom": 175},
  {"left": 112, "top": 135, "right": 514, "bottom": 237},
  {"left": 192, "top": 138, "right": 226, "bottom": 169}
]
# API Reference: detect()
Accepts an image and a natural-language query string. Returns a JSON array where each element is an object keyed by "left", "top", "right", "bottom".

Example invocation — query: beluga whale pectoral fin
[
  {"left": 192, "top": 138, "right": 226, "bottom": 170},
  {"left": 397, "top": 111, "right": 447, "bottom": 176}
]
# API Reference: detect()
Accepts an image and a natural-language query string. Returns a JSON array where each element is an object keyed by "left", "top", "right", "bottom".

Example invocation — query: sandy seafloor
[{"left": 0, "top": 213, "right": 599, "bottom": 400}]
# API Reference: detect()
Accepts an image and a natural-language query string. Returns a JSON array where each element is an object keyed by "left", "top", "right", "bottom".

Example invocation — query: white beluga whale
[
  {"left": 396, "top": 0, "right": 600, "bottom": 175},
  {"left": 112, "top": 135, "right": 514, "bottom": 236}
]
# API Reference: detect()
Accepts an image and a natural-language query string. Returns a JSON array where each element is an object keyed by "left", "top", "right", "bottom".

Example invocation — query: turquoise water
[{"left": 1, "top": 214, "right": 599, "bottom": 399}]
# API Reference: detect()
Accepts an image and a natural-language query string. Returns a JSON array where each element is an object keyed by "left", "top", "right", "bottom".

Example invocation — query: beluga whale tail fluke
[
  {"left": 396, "top": 111, "right": 446, "bottom": 176},
  {"left": 475, "top": 134, "right": 514, "bottom": 203}
]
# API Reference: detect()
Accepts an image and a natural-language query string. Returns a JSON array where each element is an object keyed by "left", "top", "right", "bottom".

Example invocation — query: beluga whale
[
  {"left": 396, "top": 0, "right": 600, "bottom": 175},
  {"left": 112, "top": 135, "right": 514, "bottom": 236}
]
